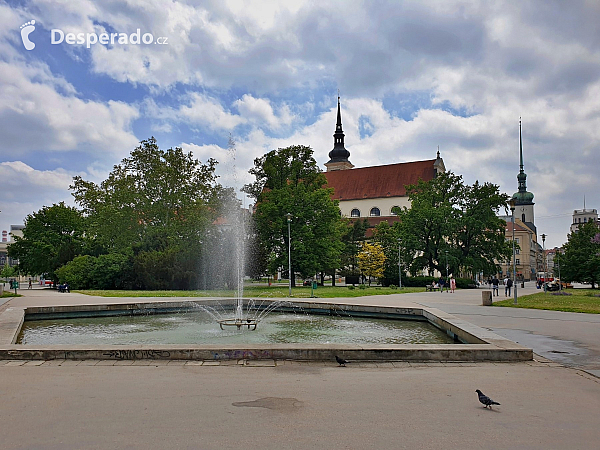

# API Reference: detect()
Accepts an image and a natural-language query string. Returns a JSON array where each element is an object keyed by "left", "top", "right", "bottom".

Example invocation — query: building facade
[
  {"left": 323, "top": 97, "right": 445, "bottom": 229},
  {"left": 570, "top": 208, "right": 598, "bottom": 234}
]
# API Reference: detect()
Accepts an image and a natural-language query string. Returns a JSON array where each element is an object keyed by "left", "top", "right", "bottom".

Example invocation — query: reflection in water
[{"left": 18, "top": 311, "right": 454, "bottom": 345}]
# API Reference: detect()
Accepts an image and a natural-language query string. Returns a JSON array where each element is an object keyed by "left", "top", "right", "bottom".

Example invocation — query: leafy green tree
[
  {"left": 8, "top": 202, "right": 86, "bottom": 284},
  {"left": 71, "top": 137, "right": 218, "bottom": 254},
  {"left": 242, "top": 145, "right": 344, "bottom": 286},
  {"left": 341, "top": 219, "right": 369, "bottom": 274},
  {"left": 397, "top": 172, "right": 511, "bottom": 278},
  {"left": 1, "top": 264, "right": 17, "bottom": 281},
  {"left": 559, "top": 221, "right": 600, "bottom": 288},
  {"left": 372, "top": 220, "right": 406, "bottom": 285},
  {"left": 357, "top": 242, "right": 386, "bottom": 284}
]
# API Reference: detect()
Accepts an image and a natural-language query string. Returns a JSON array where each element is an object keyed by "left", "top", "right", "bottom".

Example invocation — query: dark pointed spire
[{"left": 327, "top": 95, "right": 350, "bottom": 163}]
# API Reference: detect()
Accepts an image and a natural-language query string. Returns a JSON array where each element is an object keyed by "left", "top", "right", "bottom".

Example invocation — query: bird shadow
[{"left": 476, "top": 406, "right": 501, "bottom": 413}]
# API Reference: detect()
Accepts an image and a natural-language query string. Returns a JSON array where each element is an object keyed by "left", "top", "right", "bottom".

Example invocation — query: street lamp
[
  {"left": 509, "top": 198, "right": 517, "bottom": 304},
  {"left": 541, "top": 233, "right": 546, "bottom": 293},
  {"left": 286, "top": 213, "right": 292, "bottom": 297},
  {"left": 555, "top": 247, "right": 561, "bottom": 291},
  {"left": 397, "top": 238, "right": 402, "bottom": 289}
]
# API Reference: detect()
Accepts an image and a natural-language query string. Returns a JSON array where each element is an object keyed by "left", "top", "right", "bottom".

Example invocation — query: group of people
[
  {"left": 487, "top": 276, "right": 513, "bottom": 296},
  {"left": 430, "top": 276, "right": 457, "bottom": 293}
]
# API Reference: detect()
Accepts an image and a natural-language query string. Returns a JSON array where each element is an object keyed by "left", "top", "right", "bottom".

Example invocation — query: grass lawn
[
  {"left": 493, "top": 289, "right": 600, "bottom": 314},
  {"left": 74, "top": 285, "right": 426, "bottom": 298}
]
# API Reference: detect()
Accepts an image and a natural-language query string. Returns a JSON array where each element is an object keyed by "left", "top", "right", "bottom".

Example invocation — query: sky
[{"left": 1, "top": 0, "right": 599, "bottom": 249}]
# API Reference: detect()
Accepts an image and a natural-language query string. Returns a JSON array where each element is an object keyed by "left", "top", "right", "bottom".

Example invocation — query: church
[{"left": 323, "top": 97, "right": 445, "bottom": 229}]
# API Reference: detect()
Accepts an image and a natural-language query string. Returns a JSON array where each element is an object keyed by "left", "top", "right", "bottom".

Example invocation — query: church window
[
  {"left": 350, "top": 208, "right": 360, "bottom": 218},
  {"left": 370, "top": 207, "right": 381, "bottom": 217},
  {"left": 522, "top": 213, "right": 526, "bottom": 222}
]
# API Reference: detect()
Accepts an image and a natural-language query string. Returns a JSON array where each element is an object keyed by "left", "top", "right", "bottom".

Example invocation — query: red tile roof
[
  {"left": 324, "top": 159, "right": 436, "bottom": 200},
  {"left": 505, "top": 221, "right": 532, "bottom": 233}
]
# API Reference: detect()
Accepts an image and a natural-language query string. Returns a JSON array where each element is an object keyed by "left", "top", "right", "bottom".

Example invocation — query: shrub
[
  {"left": 359, "top": 284, "right": 367, "bottom": 290},
  {"left": 348, "top": 285, "right": 355, "bottom": 290},
  {"left": 389, "top": 284, "right": 397, "bottom": 289}
]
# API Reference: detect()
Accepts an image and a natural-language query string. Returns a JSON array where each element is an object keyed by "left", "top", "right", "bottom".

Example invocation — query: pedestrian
[
  {"left": 507, "top": 277, "right": 513, "bottom": 296},
  {"left": 487, "top": 277, "right": 492, "bottom": 288},
  {"left": 450, "top": 276, "right": 456, "bottom": 293},
  {"left": 438, "top": 276, "right": 445, "bottom": 293},
  {"left": 503, "top": 276, "right": 509, "bottom": 297},
  {"left": 28, "top": 278, "right": 32, "bottom": 289},
  {"left": 492, "top": 276, "right": 499, "bottom": 296}
]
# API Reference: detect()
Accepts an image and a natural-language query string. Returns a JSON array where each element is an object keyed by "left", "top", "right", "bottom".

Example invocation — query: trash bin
[{"left": 312, "top": 281, "right": 317, "bottom": 290}]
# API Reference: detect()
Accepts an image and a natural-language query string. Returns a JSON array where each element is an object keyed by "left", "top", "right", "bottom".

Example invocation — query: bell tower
[{"left": 325, "top": 96, "right": 354, "bottom": 172}]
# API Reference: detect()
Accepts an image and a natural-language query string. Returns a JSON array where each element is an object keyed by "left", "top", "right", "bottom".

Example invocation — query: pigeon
[
  {"left": 335, "top": 355, "right": 349, "bottom": 366},
  {"left": 476, "top": 389, "right": 500, "bottom": 409}
]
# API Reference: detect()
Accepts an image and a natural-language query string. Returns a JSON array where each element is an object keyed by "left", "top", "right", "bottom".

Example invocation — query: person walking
[
  {"left": 450, "top": 276, "right": 456, "bottom": 293},
  {"left": 438, "top": 276, "right": 445, "bottom": 293},
  {"left": 506, "top": 277, "right": 513, "bottom": 297},
  {"left": 492, "top": 276, "right": 499, "bottom": 296},
  {"left": 503, "top": 276, "right": 509, "bottom": 297}
]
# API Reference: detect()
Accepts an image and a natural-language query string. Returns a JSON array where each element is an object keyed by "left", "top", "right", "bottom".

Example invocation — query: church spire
[
  {"left": 325, "top": 94, "right": 353, "bottom": 171},
  {"left": 513, "top": 118, "right": 534, "bottom": 205}
]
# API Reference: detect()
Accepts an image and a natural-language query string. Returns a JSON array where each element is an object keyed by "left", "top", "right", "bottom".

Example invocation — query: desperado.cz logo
[{"left": 20, "top": 20, "right": 168, "bottom": 50}]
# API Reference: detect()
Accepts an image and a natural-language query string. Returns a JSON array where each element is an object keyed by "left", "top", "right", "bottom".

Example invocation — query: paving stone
[
  {"left": 202, "top": 361, "right": 220, "bottom": 366},
  {"left": 79, "top": 360, "right": 100, "bottom": 366},
  {"left": 167, "top": 360, "right": 187, "bottom": 365},
  {"left": 41, "top": 360, "right": 66, "bottom": 366},
  {"left": 245, "top": 359, "right": 276, "bottom": 367},
  {"left": 23, "top": 361, "right": 45, "bottom": 366},
  {"left": 4, "top": 361, "right": 26, "bottom": 366},
  {"left": 113, "top": 360, "right": 135, "bottom": 366},
  {"left": 184, "top": 361, "right": 204, "bottom": 366},
  {"left": 95, "top": 360, "right": 116, "bottom": 366}
]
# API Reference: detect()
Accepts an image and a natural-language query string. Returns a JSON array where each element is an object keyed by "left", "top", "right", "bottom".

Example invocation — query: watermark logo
[
  {"left": 51, "top": 29, "right": 168, "bottom": 49},
  {"left": 20, "top": 20, "right": 36, "bottom": 50},
  {"left": 18, "top": 20, "right": 168, "bottom": 50}
]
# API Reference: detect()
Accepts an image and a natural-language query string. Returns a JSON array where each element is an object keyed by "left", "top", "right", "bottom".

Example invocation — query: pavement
[{"left": 0, "top": 285, "right": 599, "bottom": 449}]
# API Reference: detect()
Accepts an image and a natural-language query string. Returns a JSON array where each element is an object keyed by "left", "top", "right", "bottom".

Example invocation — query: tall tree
[
  {"left": 340, "top": 218, "right": 369, "bottom": 274},
  {"left": 397, "top": 172, "right": 510, "bottom": 278},
  {"left": 71, "top": 137, "right": 219, "bottom": 253},
  {"left": 242, "top": 146, "right": 344, "bottom": 286},
  {"left": 559, "top": 221, "right": 600, "bottom": 288},
  {"left": 8, "top": 202, "right": 86, "bottom": 284}
]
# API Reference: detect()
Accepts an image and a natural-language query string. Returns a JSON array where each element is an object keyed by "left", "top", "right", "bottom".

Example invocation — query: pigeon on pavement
[
  {"left": 335, "top": 355, "right": 349, "bottom": 366},
  {"left": 476, "top": 389, "right": 500, "bottom": 409}
]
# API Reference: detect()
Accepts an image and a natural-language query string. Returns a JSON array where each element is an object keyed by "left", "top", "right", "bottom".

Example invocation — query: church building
[{"left": 323, "top": 97, "right": 445, "bottom": 229}]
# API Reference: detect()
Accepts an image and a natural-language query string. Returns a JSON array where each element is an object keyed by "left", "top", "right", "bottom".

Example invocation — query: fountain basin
[{"left": 0, "top": 299, "right": 532, "bottom": 362}]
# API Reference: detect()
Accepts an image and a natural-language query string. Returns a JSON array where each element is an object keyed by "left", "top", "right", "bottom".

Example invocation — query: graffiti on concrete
[
  {"left": 212, "top": 350, "right": 272, "bottom": 360},
  {"left": 102, "top": 350, "right": 171, "bottom": 360}
]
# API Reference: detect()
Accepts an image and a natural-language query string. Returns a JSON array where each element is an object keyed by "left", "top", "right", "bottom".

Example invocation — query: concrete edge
[{"left": 0, "top": 299, "right": 533, "bottom": 362}]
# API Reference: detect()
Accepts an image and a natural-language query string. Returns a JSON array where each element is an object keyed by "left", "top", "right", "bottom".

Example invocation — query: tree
[
  {"left": 341, "top": 218, "right": 369, "bottom": 274},
  {"left": 396, "top": 172, "right": 511, "bottom": 278},
  {"left": 242, "top": 145, "right": 345, "bottom": 286},
  {"left": 559, "top": 221, "right": 600, "bottom": 288},
  {"left": 71, "top": 137, "right": 219, "bottom": 254},
  {"left": 8, "top": 202, "right": 86, "bottom": 284},
  {"left": 69, "top": 137, "right": 222, "bottom": 289},
  {"left": 357, "top": 242, "right": 386, "bottom": 284},
  {"left": 1, "top": 264, "right": 17, "bottom": 281}
]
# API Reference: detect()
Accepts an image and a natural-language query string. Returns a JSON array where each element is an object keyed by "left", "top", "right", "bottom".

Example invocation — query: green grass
[
  {"left": 0, "top": 292, "right": 22, "bottom": 298},
  {"left": 493, "top": 289, "right": 600, "bottom": 314},
  {"left": 74, "top": 285, "right": 426, "bottom": 298}
]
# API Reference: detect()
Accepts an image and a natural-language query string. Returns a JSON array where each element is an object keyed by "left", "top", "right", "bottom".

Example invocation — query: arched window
[
  {"left": 390, "top": 206, "right": 400, "bottom": 216},
  {"left": 350, "top": 208, "right": 360, "bottom": 218},
  {"left": 370, "top": 207, "right": 381, "bottom": 217},
  {"left": 522, "top": 213, "right": 526, "bottom": 222}
]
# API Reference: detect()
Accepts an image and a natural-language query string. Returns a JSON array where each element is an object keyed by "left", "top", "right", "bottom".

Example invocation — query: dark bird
[
  {"left": 335, "top": 355, "right": 349, "bottom": 366},
  {"left": 476, "top": 389, "right": 500, "bottom": 409}
]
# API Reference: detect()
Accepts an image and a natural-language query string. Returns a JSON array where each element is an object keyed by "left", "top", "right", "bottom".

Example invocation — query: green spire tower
[{"left": 512, "top": 119, "right": 536, "bottom": 232}]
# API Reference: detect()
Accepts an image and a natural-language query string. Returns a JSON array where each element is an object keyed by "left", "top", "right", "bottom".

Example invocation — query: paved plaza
[{"left": 1, "top": 286, "right": 599, "bottom": 449}]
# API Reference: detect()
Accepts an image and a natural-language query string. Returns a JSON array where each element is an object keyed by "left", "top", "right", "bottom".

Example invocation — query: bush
[
  {"left": 389, "top": 284, "right": 397, "bottom": 289},
  {"left": 359, "top": 284, "right": 367, "bottom": 290},
  {"left": 347, "top": 285, "right": 355, "bottom": 290},
  {"left": 403, "top": 276, "right": 438, "bottom": 287},
  {"left": 56, "top": 255, "right": 96, "bottom": 289}
]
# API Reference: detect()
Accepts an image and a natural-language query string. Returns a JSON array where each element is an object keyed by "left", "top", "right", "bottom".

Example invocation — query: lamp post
[
  {"left": 555, "top": 247, "right": 561, "bottom": 291},
  {"left": 397, "top": 238, "right": 402, "bottom": 289},
  {"left": 445, "top": 250, "right": 448, "bottom": 292},
  {"left": 286, "top": 213, "right": 292, "bottom": 297},
  {"left": 541, "top": 233, "right": 546, "bottom": 293},
  {"left": 509, "top": 199, "right": 517, "bottom": 304}
]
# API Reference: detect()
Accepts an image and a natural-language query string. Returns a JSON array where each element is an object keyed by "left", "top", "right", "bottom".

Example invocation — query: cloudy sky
[{"left": 2, "top": 0, "right": 599, "bottom": 249}]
